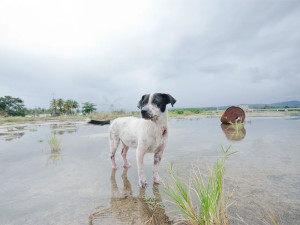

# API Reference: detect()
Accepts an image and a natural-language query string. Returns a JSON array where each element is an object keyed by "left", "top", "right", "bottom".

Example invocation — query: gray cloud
[{"left": 0, "top": 0, "right": 300, "bottom": 110}]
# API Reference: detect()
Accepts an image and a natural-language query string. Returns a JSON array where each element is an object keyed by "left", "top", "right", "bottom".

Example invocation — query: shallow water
[{"left": 0, "top": 118, "right": 299, "bottom": 225}]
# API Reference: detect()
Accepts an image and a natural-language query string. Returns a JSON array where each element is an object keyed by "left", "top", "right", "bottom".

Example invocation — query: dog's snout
[
  {"left": 141, "top": 109, "right": 152, "bottom": 119},
  {"left": 141, "top": 109, "right": 148, "bottom": 116}
]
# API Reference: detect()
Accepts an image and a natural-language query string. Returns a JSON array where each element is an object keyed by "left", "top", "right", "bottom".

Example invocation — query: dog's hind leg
[
  {"left": 153, "top": 150, "right": 164, "bottom": 184},
  {"left": 121, "top": 143, "right": 131, "bottom": 168},
  {"left": 109, "top": 135, "right": 120, "bottom": 169}
]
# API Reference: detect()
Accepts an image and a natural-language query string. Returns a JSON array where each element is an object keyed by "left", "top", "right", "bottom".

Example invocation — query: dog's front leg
[
  {"left": 136, "top": 147, "right": 147, "bottom": 188},
  {"left": 153, "top": 150, "right": 164, "bottom": 184}
]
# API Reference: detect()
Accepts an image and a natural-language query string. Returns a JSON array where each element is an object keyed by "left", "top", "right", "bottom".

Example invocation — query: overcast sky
[{"left": 0, "top": 0, "right": 300, "bottom": 111}]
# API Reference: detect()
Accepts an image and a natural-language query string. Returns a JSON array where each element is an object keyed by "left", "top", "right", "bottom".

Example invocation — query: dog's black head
[{"left": 137, "top": 93, "right": 176, "bottom": 120}]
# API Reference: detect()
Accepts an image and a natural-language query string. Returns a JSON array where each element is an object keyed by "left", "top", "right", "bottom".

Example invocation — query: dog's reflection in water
[{"left": 89, "top": 168, "right": 171, "bottom": 225}]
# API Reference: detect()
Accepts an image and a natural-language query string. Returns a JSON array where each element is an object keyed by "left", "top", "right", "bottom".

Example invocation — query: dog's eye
[{"left": 154, "top": 101, "right": 160, "bottom": 107}]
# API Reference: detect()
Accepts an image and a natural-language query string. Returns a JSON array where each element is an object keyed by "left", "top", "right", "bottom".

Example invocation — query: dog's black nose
[
  {"left": 141, "top": 110, "right": 147, "bottom": 116},
  {"left": 141, "top": 110, "right": 151, "bottom": 119}
]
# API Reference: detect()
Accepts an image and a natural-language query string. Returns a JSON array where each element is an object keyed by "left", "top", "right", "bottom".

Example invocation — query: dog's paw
[
  {"left": 153, "top": 178, "right": 163, "bottom": 185},
  {"left": 139, "top": 179, "right": 147, "bottom": 188},
  {"left": 123, "top": 163, "right": 132, "bottom": 168},
  {"left": 112, "top": 165, "right": 119, "bottom": 170}
]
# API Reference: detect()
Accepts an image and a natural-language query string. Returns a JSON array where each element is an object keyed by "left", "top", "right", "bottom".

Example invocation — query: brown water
[{"left": 0, "top": 117, "right": 299, "bottom": 225}]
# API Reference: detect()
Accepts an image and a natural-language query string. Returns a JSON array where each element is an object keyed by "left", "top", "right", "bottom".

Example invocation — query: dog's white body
[
  {"left": 108, "top": 93, "right": 175, "bottom": 188},
  {"left": 109, "top": 115, "right": 167, "bottom": 152}
]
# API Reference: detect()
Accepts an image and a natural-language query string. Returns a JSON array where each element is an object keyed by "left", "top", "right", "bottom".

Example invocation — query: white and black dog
[{"left": 89, "top": 93, "right": 176, "bottom": 188}]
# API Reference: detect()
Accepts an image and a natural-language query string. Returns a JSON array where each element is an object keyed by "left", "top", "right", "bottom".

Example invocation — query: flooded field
[{"left": 0, "top": 117, "right": 299, "bottom": 225}]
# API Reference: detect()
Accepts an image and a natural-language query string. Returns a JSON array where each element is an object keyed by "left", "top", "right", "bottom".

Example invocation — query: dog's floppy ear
[
  {"left": 161, "top": 94, "right": 176, "bottom": 107},
  {"left": 137, "top": 94, "right": 149, "bottom": 109}
]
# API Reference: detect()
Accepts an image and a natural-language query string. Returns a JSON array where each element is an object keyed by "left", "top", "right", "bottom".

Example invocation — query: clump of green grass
[
  {"left": 47, "top": 135, "right": 61, "bottom": 152},
  {"left": 229, "top": 121, "right": 244, "bottom": 130},
  {"left": 161, "top": 145, "right": 237, "bottom": 225},
  {"left": 144, "top": 195, "right": 158, "bottom": 210},
  {"left": 174, "top": 109, "right": 184, "bottom": 115},
  {"left": 144, "top": 195, "right": 165, "bottom": 210}
]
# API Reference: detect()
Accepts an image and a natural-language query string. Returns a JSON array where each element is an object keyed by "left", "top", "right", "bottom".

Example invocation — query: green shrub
[
  {"left": 190, "top": 108, "right": 202, "bottom": 114},
  {"left": 175, "top": 110, "right": 184, "bottom": 114},
  {"left": 161, "top": 145, "right": 237, "bottom": 225}
]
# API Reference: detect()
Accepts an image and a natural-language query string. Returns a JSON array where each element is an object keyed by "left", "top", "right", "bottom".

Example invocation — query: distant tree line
[
  {"left": 0, "top": 95, "right": 98, "bottom": 117},
  {"left": 50, "top": 98, "right": 79, "bottom": 115},
  {"left": 50, "top": 98, "right": 97, "bottom": 115},
  {"left": 252, "top": 105, "right": 291, "bottom": 109},
  {"left": 25, "top": 107, "right": 52, "bottom": 115}
]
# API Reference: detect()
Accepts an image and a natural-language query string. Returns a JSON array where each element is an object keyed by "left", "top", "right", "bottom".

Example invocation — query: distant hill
[
  {"left": 217, "top": 100, "right": 300, "bottom": 109},
  {"left": 172, "top": 100, "right": 300, "bottom": 111},
  {"left": 245, "top": 100, "right": 300, "bottom": 108}
]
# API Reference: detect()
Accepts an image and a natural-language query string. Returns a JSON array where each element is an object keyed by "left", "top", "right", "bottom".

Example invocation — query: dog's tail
[{"left": 86, "top": 118, "right": 111, "bottom": 125}]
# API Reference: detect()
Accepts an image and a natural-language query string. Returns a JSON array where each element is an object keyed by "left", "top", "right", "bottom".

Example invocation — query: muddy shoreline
[{"left": 0, "top": 111, "right": 299, "bottom": 127}]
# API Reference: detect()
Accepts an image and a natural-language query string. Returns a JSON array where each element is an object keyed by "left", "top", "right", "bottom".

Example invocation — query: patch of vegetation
[
  {"left": 161, "top": 145, "right": 237, "bottom": 225},
  {"left": 229, "top": 121, "right": 244, "bottom": 130},
  {"left": 174, "top": 109, "right": 184, "bottom": 114},
  {"left": 0, "top": 112, "right": 139, "bottom": 125},
  {"left": 47, "top": 135, "right": 61, "bottom": 152},
  {"left": 171, "top": 108, "right": 203, "bottom": 115},
  {"left": 0, "top": 96, "right": 26, "bottom": 117},
  {"left": 82, "top": 102, "right": 97, "bottom": 115},
  {"left": 189, "top": 108, "right": 202, "bottom": 114},
  {"left": 285, "top": 111, "right": 300, "bottom": 116},
  {"left": 169, "top": 108, "right": 221, "bottom": 117},
  {"left": 0, "top": 116, "right": 49, "bottom": 125},
  {"left": 144, "top": 195, "right": 160, "bottom": 210},
  {"left": 25, "top": 107, "right": 51, "bottom": 116},
  {"left": 50, "top": 98, "right": 79, "bottom": 115}
]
